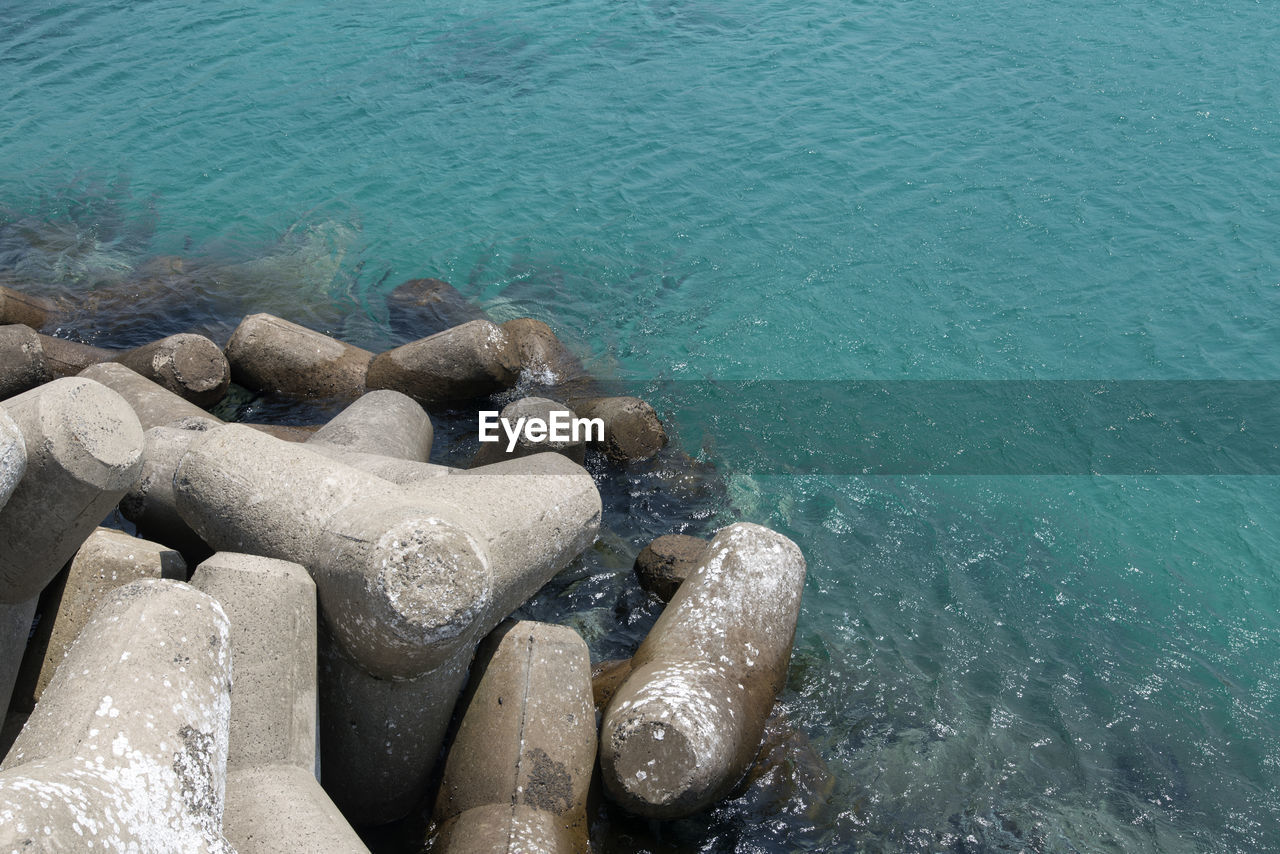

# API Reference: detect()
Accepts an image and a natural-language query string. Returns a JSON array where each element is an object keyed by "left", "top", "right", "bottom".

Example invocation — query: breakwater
[{"left": 0, "top": 273, "right": 810, "bottom": 852}]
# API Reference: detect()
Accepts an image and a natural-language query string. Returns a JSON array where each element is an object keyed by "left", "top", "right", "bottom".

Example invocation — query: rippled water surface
[{"left": 4, "top": 0, "right": 1280, "bottom": 850}]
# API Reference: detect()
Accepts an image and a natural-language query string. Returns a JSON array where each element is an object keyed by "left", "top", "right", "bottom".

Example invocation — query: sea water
[{"left": 3, "top": 0, "right": 1279, "bottom": 850}]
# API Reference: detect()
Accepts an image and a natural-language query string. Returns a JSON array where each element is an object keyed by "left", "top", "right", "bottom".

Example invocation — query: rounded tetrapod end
[{"left": 601, "top": 700, "right": 731, "bottom": 818}]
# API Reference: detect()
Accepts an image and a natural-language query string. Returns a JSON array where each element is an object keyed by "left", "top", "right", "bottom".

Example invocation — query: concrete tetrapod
[
  {"left": 225, "top": 313, "right": 373, "bottom": 400},
  {"left": 599, "top": 523, "right": 807, "bottom": 818},
  {"left": 0, "top": 377, "right": 145, "bottom": 604},
  {"left": 0, "top": 407, "right": 29, "bottom": 720},
  {"left": 0, "top": 409, "right": 25, "bottom": 511},
  {"left": 0, "top": 579, "right": 233, "bottom": 853},
  {"left": 432, "top": 621, "right": 596, "bottom": 854},
  {"left": 0, "top": 324, "right": 50, "bottom": 401},
  {"left": 365, "top": 318, "right": 521, "bottom": 405},
  {"left": 190, "top": 553, "right": 369, "bottom": 854},
  {"left": 120, "top": 422, "right": 221, "bottom": 552},
  {"left": 79, "top": 361, "right": 219, "bottom": 430},
  {"left": 174, "top": 424, "right": 600, "bottom": 680},
  {"left": 172, "top": 426, "right": 601, "bottom": 823},
  {"left": 306, "top": 388, "right": 434, "bottom": 462},
  {"left": 121, "top": 423, "right": 452, "bottom": 554},
  {"left": 40, "top": 332, "right": 231, "bottom": 408},
  {"left": 10, "top": 528, "right": 187, "bottom": 714}
]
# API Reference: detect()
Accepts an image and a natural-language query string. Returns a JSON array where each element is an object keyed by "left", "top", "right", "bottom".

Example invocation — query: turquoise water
[{"left": 4, "top": 0, "right": 1280, "bottom": 850}]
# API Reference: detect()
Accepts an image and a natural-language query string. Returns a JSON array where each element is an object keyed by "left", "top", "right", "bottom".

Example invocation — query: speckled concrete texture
[
  {"left": 434, "top": 620, "right": 595, "bottom": 854},
  {"left": 306, "top": 389, "right": 433, "bottom": 462},
  {"left": 225, "top": 312, "right": 373, "bottom": 400},
  {"left": 0, "top": 579, "right": 234, "bottom": 853},
  {"left": 0, "top": 377, "right": 144, "bottom": 604},
  {"left": 365, "top": 319, "right": 520, "bottom": 405},
  {"left": 79, "top": 361, "right": 219, "bottom": 429},
  {"left": 0, "top": 409, "right": 26, "bottom": 511},
  {"left": 10, "top": 528, "right": 187, "bottom": 713},
  {"left": 600, "top": 522, "right": 806, "bottom": 818},
  {"left": 190, "top": 552, "right": 369, "bottom": 854},
  {"left": 0, "top": 324, "right": 50, "bottom": 401}
]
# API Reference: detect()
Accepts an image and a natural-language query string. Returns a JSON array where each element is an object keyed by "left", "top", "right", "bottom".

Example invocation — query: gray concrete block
[
  {"left": 190, "top": 552, "right": 316, "bottom": 773},
  {"left": 307, "top": 389, "right": 434, "bottom": 462},
  {"left": 40, "top": 333, "right": 230, "bottom": 407},
  {"left": 0, "top": 324, "right": 50, "bottom": 401},
  {"left": 0, "top": 377, "right": 145, "bottom": 604},
  {"left": 80, "top": 361, "right": 220, "bottom": 429},
  {"left": 499, "top": 318, "right": 591, "bottom": 390},
  {"left": 190, "top": 552, "right": 368, "bottom": 854},
  {"left": 225, "top": 764, "right": 369, "bottom": 854},
  {"left": 120, "top": 422, "right": 220, "bottom": 551},
  {"left": 633, "top": 534, "right": 710, "bottom": 602},
  {"left": 225, "top": 312, "right": 373, "bottom": 400},
  {"left": 571, "top": 395, "right": 668, "bottom": 463},
  {"left": 0, "top": 578, "right": 233, "bottom": 852},
  {"left": 0, "top": 409, "right": 25, "bottom": 512},
  {"left": 365, "top": 319, "right": 520, "bottom": 405},
  {"left": 0, "top": 598, "right": 36, "bottom": 730},
  {"left": 9, "top": 527, "right": 187, "bottom": 714},
  {"left": 386, "top": 277, "right": 487, "bottom": 340},
  {"left": 175, "top": 426, "right": 600, "bottom": 681},
  {"left": 600, "top": 523, "right": 806, "bottom": 818},
  {"left": 173, "top": 426, "right": 600, "bottom": 824},
  {"left": 434, "top": 621, "right": 595, "bottom": 854},
  {"left": 432, "top": 803, "right": 574, "bottom": 854},
  {"left": 318, "top": 630, "right": 470, "bottom": 826},
  {"left": 302, "top": 443, "right": 454, "bottom": 484}
]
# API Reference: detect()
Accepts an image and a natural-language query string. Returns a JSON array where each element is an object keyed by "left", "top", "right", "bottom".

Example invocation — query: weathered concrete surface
[
  {"left": 0, "top": 598, "right": 36, "bottom": 737},
  {"left": 0, "top": 410, "right": 25, "bottom": 511},
  {"left": 0, "top": 285, "right": 56, "bottom": 330},
  {"left": 365, "top": 319, "right": 520, "bottom": 405},
  {"left": 114, "top": 334, "right": 230, "bottom": 407},
  {"left": 175, "top": 426, "right": 600, "bottom": 681},
  {"left": 120, "top": 422, "right": 220, "bottom": 552},
  {"left": 190, "top": 553, "right": 369, "bottom": 854},
  {"left": 121, "top": 424, "right": 451, "bottom": 552},
  {"left": 41, "top": 333, "right": 231, "bottom": 407},
  {"left": 0, "top": 324, "right": 50, "bottom": 400},
  {"left": 243, "top": 423, "right": 318, "bottom": 442},
  {"left": 0, "top": 579, "right": 234, "bottom": 853},
  {"left": 302, "top": 444, "right": 454, "bottom": 484},
  {"left": 80, "top": 361, "right": 219, "bottom": 429},
  {"left": 432, "top": 803, "right": 575, "bottom": 854},
  {"left": 174, "top": 427, "right": 600, "bottom": 824},
  {"left": 434, "top": 621, "right": 595, "bottom": 854},
  {"left": 190, "top": 553, "right": 316, "bottom": 772},
  {"left": 225, "top": 313, "right": 373, "bottom": 400},
  {"left": 633, "top": 534, "right": 710, "bottom": 602},
  {"left": 0, "top": 377, "right": 145, "bottom": 604},
  {"left": 175, "top": 425, "right": 484, "bottom": 679},
  {"left": 307, "top": 389, "right": 433, "bottom": 462},
  {"left": 10, "top": 528, "right": 187, "bottom": 714},
  {"left": 318, "top": 632, "right": 471, "bottom": 826},
  {"left": 225, "top": 764, "right": 369, "bottom": 854},
  {"left": 472, "top": 396, "right": 587, "bottom": 467},
  {"left": 600, "top": 523, "right": 806, "bottom": 818},
  {"left": 500, "top": 318, "right": 591, "bottom": 391},
  {"left": 571, "top": 396, "right": 668, "bottom": 463}
]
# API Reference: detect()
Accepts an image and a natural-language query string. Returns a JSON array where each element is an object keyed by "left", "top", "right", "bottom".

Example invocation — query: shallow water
[{"left": 4, "top": 0, "right": 1280, "bottom": 850}]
